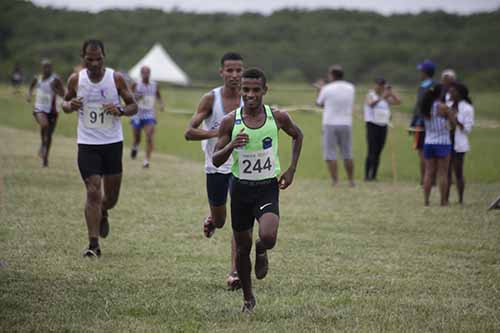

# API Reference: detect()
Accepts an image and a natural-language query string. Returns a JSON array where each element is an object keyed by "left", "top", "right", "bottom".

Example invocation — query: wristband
[{"left": 118, "top": 106, "right": 125, "bottom": 116}]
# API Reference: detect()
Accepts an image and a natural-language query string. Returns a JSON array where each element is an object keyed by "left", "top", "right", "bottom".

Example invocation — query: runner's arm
[
  {"left": 62, "top": 73, "right": 82, "bottom": 113},
  {"left": 184, "top": 93, "right": 217, "bottom": 141},
  {"left": 52, "top": 77, "right": 65, "bottom": 98},
  {"left": 156, "top": 85, "right": 165, "bottom": 112},
  {"left": 113, "top": 72, "right": 137, "bottom": 117},
  {"left": 212, "top": 112, "right": 248, "bottom": 167},
  {"left": 275, "top": 110, "right": 303, "bottom": 189},
  {"left": 26, "top": 77, "right": 38, "bottom": 102}
]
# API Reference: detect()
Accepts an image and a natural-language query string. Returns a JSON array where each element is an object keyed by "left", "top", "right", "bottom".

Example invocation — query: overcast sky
[{"left": 31, "top": 0, "right": 500, "bottom": 15}]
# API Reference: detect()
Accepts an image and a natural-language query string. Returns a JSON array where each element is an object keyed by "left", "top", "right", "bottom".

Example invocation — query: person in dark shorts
[
  {"left": 410, "top": 60, "right": 437, "bottom": 185},
  {"left": 184, "top": 52, "right": 244, "bottom": 290},
  {"left": 445, "top": 82, "right": 474, "bottom": 204},
  {"left": 213, "top": 68, "right": 303, "bottom": 312},
  {"left": 11, "top": 64, "right": 23, "bottom": 94},
  {"left": 62, "top": 40, "right": 137, "bottom": 257},
  {"left": 27, "top": 59, "right": 65, "bottom": 167}
]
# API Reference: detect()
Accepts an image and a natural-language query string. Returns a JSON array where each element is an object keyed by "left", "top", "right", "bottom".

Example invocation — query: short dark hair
[
  {"left": 328, "top": 65, "right": 344, "bottom": 80},
  {"left": 220, "top": 52, "right": 243, "bottom": 66},
  {"left": 82, "top": 39, "right": 105, "bottom": 56},
  {"left": 242, "top": 67, "right": 267, "bottom": 87}
]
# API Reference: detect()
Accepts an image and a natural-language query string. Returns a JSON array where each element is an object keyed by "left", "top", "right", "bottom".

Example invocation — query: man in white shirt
[
  {"left": 315, "top": 65, "right": 356, "bottom": 187},
  {"left": 62, "top": 40, "right": 138, "bottom": 257}
]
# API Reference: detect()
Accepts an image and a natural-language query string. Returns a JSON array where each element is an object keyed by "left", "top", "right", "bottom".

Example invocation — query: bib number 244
[{"left": 239, "top": 149, "right": 275, "bottom": 180}]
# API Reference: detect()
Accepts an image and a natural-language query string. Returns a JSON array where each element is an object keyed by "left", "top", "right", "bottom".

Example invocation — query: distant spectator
[
  {"left": 440, "top": 69, "right": 457, "bottom": 106},
  {"left": 421, "top": 84, "right": 453, "bottom": 206},
  {"left": 363, "top": 78, "right": 401, "bottom": 181},
  {"left": 411, "top": 59, "right": 437, "bottom": 185},
  {"left": 315, "top": 65, "right": 356, "bottom": 187},
  {"left": 445, "top": 82, "right": 474, "bottom": 205},
  {"left": 10, "top": 64, "right": 23, "bottom": 94}
]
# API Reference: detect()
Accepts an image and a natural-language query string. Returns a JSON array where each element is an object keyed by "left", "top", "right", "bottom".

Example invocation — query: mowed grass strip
[
  {"left": 1, "top": 84, "right": 499, "bottom": 183},
  {"left": 0, "top": 126, "right": 499, "bottom": 332}
]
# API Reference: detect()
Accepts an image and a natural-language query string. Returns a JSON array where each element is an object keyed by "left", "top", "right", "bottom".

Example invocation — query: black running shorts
[
  {"left": 230, "top": 177, "right": 280, "bottom": 232},
  {"left": 206, "top": 173, "right": 231, "bottom": 207},
  {"left": 77, "top": 141, "right": 123, "bottom": 179}
]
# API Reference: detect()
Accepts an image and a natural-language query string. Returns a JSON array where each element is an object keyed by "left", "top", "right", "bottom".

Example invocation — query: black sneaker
[
  {"left": 241, "top": 297, "right": 256, "bottom": 313},
  {"left": 130, "top": 147, "right": 138, "bottom": 159},
  {"left": 82, "top": 247, "right": 101, "bottom": 258},
  {"left": 255, "top": 250, "right": 268, "bottom": 280},
  {"left": 100, "top": 210, "right": 109, "bottom": 238}
]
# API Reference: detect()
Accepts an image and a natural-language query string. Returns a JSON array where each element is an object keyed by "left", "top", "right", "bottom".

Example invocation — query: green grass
[
  {"left": 1, "top": 126, "right": 500, "bottom": 332},
  {"left": 1, "top": 84, "right": 499, "bottom": 183}
]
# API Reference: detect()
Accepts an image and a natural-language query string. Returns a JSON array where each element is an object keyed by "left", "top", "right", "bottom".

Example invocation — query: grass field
[{"left": 1, "top": 83, "right": 499, "bottom": 331}]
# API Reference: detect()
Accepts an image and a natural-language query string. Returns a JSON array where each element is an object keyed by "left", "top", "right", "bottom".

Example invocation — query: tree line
[{"left": 1, "top": 1, "right": 499, "bottom": 88}]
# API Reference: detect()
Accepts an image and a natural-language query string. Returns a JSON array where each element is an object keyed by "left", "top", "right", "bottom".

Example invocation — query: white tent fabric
[{"left": 129, "top": 43, "right": 190, "bottom": 86}]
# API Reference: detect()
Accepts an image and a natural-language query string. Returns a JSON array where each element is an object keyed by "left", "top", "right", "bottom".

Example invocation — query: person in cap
[
  {"left": 410, "top": 59, "right": 437, "bottom": 185},
  {"left": 363, "top": 78, "right": 401, "bottom": 181},
  {"left": 315, "top": 65, "right": 356, "bottom": 187}
]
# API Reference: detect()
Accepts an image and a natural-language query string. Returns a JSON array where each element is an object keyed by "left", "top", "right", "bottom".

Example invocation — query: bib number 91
[{"left": 83, "top": 104, "right": 113, "bottom": 129}]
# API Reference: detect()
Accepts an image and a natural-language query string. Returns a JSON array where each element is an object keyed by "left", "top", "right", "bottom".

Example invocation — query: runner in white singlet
[
  {"left": 129, "top": 66, "right": 165, "bottom": 168},
  {"left": 62, "top": 40, "right": 138, "bottom": 258},
  {"left": 26, "top": 59, "right": 65, "bottom": 167},
  {"left": 184, "top": 52, "right": 244, "bottom": 290}
]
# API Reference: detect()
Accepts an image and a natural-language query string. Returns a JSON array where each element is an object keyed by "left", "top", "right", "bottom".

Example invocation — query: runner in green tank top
[{"left": 213, "top": 68, "right": 304, "bottom": 313}]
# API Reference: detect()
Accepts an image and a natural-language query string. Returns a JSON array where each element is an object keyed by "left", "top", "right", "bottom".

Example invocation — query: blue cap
[{"left": 417, "top": 59, "right": 436, "bottom": 76}]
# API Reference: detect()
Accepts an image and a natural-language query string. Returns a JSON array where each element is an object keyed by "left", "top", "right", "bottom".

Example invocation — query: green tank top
[{"left": 231, "top": 105, "right": 281, "bottom": 180}]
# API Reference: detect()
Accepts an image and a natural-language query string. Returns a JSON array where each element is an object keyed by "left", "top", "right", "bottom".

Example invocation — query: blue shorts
[
  {"left": 131, "top": 118, "right": 156, "bottom": 129},
  {"left": 423, "top": 144, "right": 452, "bottom": 159}
]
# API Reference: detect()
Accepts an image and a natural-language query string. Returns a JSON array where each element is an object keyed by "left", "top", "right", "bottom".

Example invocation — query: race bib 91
[
  {"left": 238, "top": 149, "right": 275, "bottom": 180},
  {"left": 139, "top": 95, "right": 155, "bottom": 109},
  {"left": 83, "top": 103, "right": 113, "bottom": 129}
]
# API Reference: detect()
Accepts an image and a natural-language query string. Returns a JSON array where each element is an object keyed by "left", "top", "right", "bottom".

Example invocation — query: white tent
[{"left": 129, "top": 43, "right": 190, "bottom": 86}]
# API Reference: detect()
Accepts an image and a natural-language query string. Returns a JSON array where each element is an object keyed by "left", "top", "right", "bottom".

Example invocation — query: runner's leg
[
  {"left": 234, "top": 229, "right": 254, "bottom": 302},
  {"left": 34, "top": 112, "right": 49, "bottom": 164},
  {"left": 83, "top": 175, "right": 103, "bottom": 247},
  {"left": 144, "top": 123, "right": 155, "bottom": 164}
]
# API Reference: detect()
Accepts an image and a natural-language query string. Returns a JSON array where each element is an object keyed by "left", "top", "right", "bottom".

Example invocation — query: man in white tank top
[
  {"left": 26, "top": 59, "right": 65, "bottom": 167},
  {"left": 130, "top": 66, "right": 165, "bottom": 168},
  {"left": 62, "top": 40, "right": 138, "bottom": 258},
  {"left": 184, "top": 52, "right": 244, "bottom": 290}
]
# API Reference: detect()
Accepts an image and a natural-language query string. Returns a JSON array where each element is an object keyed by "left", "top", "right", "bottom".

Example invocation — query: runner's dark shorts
[
  {"left": 206, "top": 172, "right": 231, "bottom": 206},
  {"left": 78, "top": 141, "right": 123, "bottom": 179},
  {"left": 230, "top": 177, "right": 280, "bottom": 232}
]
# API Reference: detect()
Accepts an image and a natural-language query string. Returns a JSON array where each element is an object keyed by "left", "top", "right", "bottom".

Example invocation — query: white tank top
[
  {"left": 135, "top": 80, "right": 157, "bottom": 120},
  {"left": 202, "top": 87, "right": 243, "bottom": 174},
  {"left": 34, "top": 74, "right": 57, "bottom": 114},
  {"left": 76, "top": 68, "right": 123, "bottom": 145}
]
